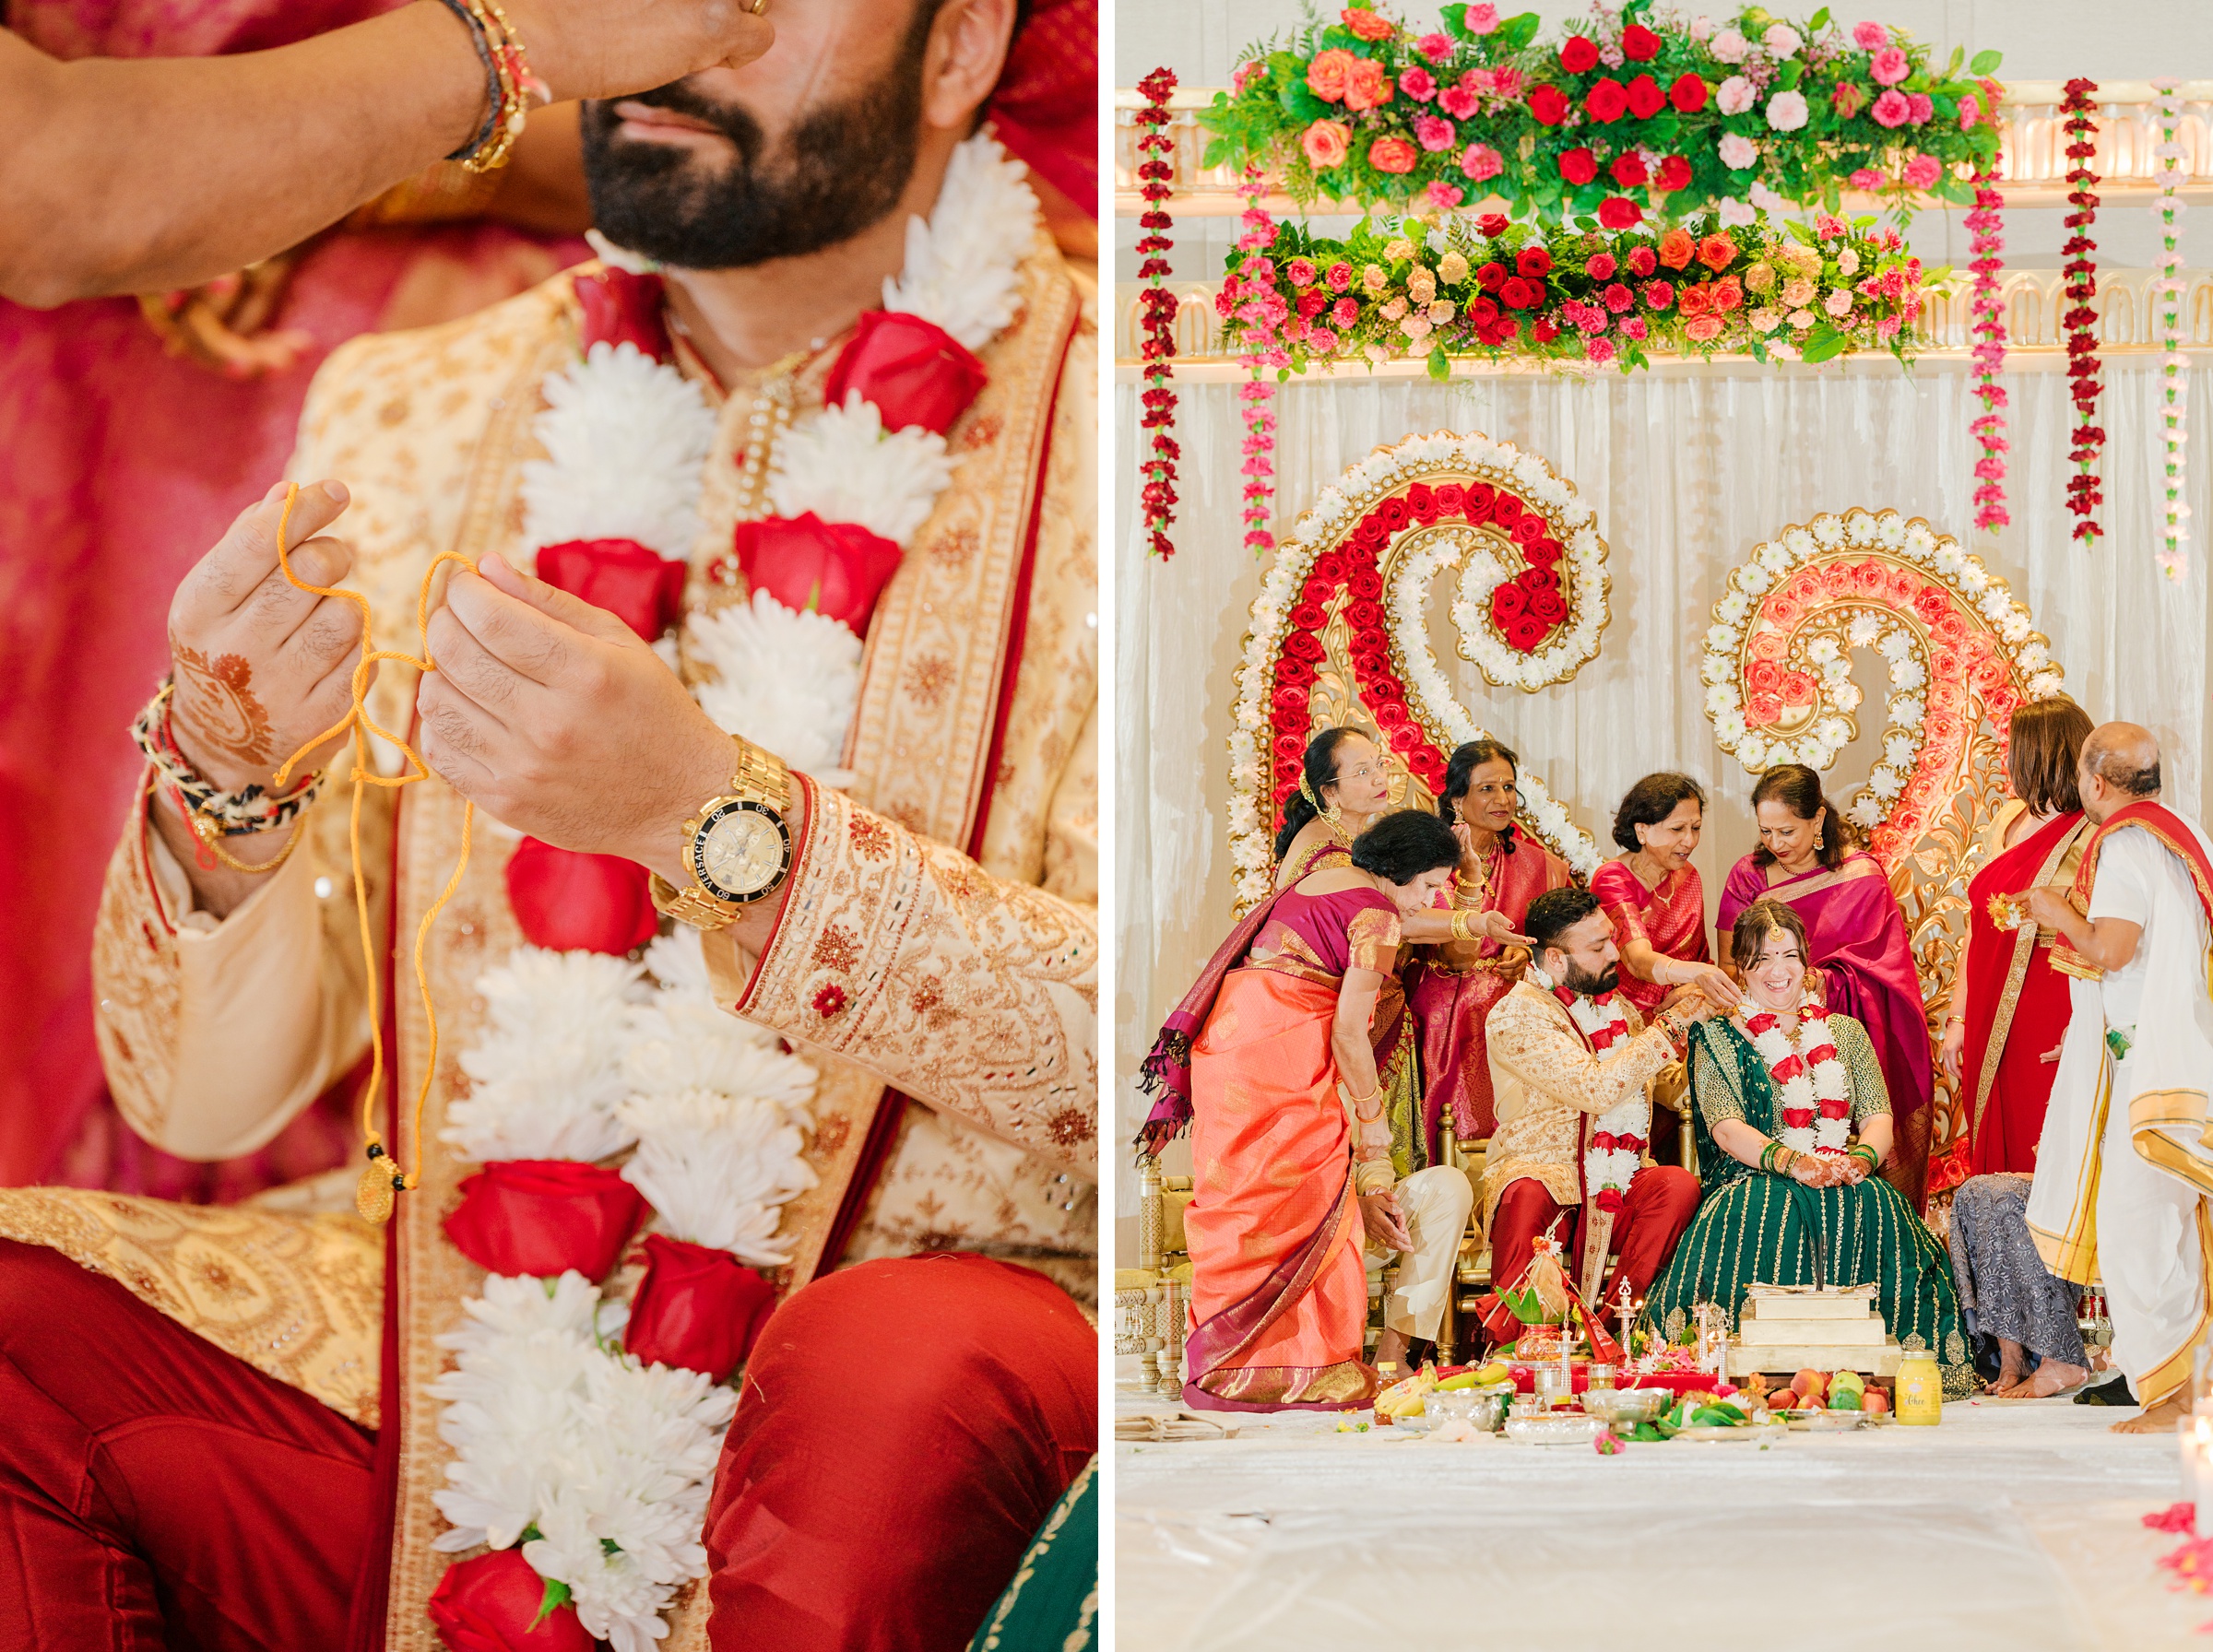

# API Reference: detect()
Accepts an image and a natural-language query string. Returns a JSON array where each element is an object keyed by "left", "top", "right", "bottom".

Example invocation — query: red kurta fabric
[
  {"left": 1477, "top": 1168, "right": 1698, "bottom": 1344},
  {"left": 705, "top": 1253, "right": 1096, "bottom": 1650}
]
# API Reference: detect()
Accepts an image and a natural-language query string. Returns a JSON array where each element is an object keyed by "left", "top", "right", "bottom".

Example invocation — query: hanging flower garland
[
  {"left": 1136, "top": 67, "right": 1182, "bottom": 559},
  {"left": 2152, "top": 81, "right": 2190, "bottom": 581},
  {"left": 1226, "top": 166, "right": 1286, "bottom": 552},
  {"left": 1561, "top": 989, "right": 1646, "bottom": 1210},
  {"left": 1197, "top": 2, "right": 2005, "bottom": 229},
  {"left": 1742, "top": 1003, "right": 1851, "bottom": 1156},
  {"left": 2060, "top": 78, "right": 2104, "bottom": 543},
  {"left": 1964, "top": 155, "right": 2009, "bottom": 535},
  {"left": 1235, "top": 208, "right": 1933, "bottom": 374}
]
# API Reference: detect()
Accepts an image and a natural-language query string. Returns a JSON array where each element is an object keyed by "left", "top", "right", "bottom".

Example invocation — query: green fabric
[
  {"left": 1381, "top": 1004, "right": 1425, "bottom": 1178},
  {"left": 1651, "top": 1017, "right": 1975, "bottom": 1398},
  {"left": 966, "top": 1456, "right": 1096, "bottom": 1652}
]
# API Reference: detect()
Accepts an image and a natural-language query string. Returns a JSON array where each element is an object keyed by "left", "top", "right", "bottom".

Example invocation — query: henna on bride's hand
[{"left": 171, "top": 637, "right": 275, "bottom": 768}]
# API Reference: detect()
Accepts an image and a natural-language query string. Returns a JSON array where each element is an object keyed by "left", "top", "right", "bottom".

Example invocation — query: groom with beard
[
  {"left": 1473, "top": 888, "right": 1709, "bottom": 1346},
  {"left": 0, "top": 0, "right": 1098, "bottom": 1647}
]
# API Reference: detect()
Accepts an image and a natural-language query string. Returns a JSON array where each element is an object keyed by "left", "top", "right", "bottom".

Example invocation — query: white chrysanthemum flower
[
  {"left": 1738, "top": 564, "right": 1772, "bottom": 595},
  {"left": 1717, "top": 591, "right": 1752, "bottom": 623},
  {"left": 1890, "top": 658, "right": 1926, "bottom": 690},
  {"left": 1740, "top": 735, "right": 1769, "bottom": 766},
  {"left": 1869, "top": 766, "right": 1903, "bottom": 799},
  {"left": 768, "top": 393, "right": 953, "bottom": 546},
  {"left": 620, "top": 1091, "right": 816, "bottom": 1263},
  {"left": 2029, "top": 671, "right": 2065, "bottom": 699},
  {"left": 521, "top": 344, "right": 716, "bottom": 558},
  {"left": 882, "top": 133, "right": 1039, "bottom": 350},
  {"left": 447, "top": 950, "right": 649, "bottom": 1162},
  {"left": 1892, "top": 694, "right": 1925, "bottom": 726},
  {"left": 625, "top": 997, "right": 818, "bottom": 1126},
  {"left": 1885, "top": 733, "right": 1918, "bottom": 767},
  {"left": 688, "top": 592, "right": 862, "bottom": 784},
  {"left": 1877, "top": 630, "right": 1911, "bottom": 662},
  {"left": 1847, "top": 614, "right": 1882, "bottom": 647},
  {"left": 641, "top": 926, "right": 712, "bottom": 1004}
]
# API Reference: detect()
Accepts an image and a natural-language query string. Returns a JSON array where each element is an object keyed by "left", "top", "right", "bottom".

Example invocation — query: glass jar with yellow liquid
[{"left": 1894, "top": 1346, "right": 1942, "bottom": 1425}]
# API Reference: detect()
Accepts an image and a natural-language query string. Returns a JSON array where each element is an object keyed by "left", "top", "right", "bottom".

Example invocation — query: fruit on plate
[
  {"left": 1863, "top": 1387, "right": 1891, "bottom": 1416},
  {"left": 1792, "top": 1368, "right": 1828, "bottom": 1403},
  {"left": 1376, "top": 1373, "right": 1434, "bottom": 1418},
  {"left": 1827, "top": 1386, "right": 1864, "bottom": 1410},
  {"left": 1831, "top": 1370, "right": 1867, "bottom": 1398},
  {"left": 1768, "top": 1388, "right": 1798, "bottom": 1410},
  {"left": 1474, "top": 1360, "right": 1512, "bottom": 1386}
]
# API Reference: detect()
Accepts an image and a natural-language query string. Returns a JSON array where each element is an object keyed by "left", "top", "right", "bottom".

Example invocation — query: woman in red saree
[
  {"left": 1406, "top": 739, "right": 1569, "bottom": 1156},
  {"left": 1140, "top": 811, "right": 1461, "bottom": 1410},
  {"left": 1592, "top": 773, "right": 1738, "bottom": 1019},
  {"left": 1718, "top": 764, "right": 1935, "bottom": 1204},
  {"left": 1935, "top": 696, "right": 2094, "bottom": 1190}
]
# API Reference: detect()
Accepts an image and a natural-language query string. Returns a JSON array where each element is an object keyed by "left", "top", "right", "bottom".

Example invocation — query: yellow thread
[{"left": 271, "top": 483, "right": 475, "bottom": 1212}]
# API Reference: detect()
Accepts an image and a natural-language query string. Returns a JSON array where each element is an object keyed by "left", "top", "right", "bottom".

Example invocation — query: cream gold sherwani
[{"left": 0, "top": 237, "right": 1095, "bottom": 1647}]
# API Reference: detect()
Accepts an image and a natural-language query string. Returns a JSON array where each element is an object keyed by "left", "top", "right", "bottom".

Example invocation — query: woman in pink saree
[
  {"left": 0, "top": 0, "right": 600, "bottom": 1197},
  {"left": 1406, "top": 739, "right": 1570, "bottom": 1157},
  {"left": 1592, "top": 773, "right": 1738, "bottom": 1020},
  {"left": 1140, "top": 811, "right": 1461, "bottom": 1410},
  {"left": 1717, "top": 764, "right": 1936, "bottom": 1205}
]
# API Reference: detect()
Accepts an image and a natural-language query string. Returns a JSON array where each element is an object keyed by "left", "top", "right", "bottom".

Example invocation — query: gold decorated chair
[{"left": 1118, "top": 1163, "right": 1192, "bottom": 1394}]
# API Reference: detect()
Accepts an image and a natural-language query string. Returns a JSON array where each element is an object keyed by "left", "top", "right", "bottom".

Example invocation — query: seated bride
[{"left": 1647, "top": 898, "right": 1972, "bottom": 1397}]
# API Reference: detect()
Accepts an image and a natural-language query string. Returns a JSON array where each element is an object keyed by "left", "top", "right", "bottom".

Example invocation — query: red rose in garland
[
  {"left": 533, "top": 538, "right": 688, "bottom": 643},
  {"left": 1620, "top": 22, "right": 1661, "bottom": 60},
  {"left": 1585, "top": 78, "right": 1627, "bottom": 123},
  {"left": 624, "top": 1233, "right": 781, "bottom": 1382},
  {"left": 1669, "top": 73, "right": 1708, "bottom": 112},
  {"left": 823, "top": 311, "right": 988, "bottom": 437},
  {"left": 1624, "top": 74, "right": 1665, "bottom": 120},
  {"left": 1610, "top": 152, "right": 1648, "bottom": 189},
  {"left": 1528, "top": 84, "right": 1570, "bottom": 125},
  {"left": 729, "top": 513, "right": 905, "bottom": 632},
  {"left": 443, "top": 1161, "right": 649, "bottom": 1281},
  {"left": 1559, "top": 33, "right": 1600, "bottom": 74},
  {"left": 429, "top": 1550, "right": 597, "bottom": 1652},
  {"left": 1558, "top": 147, "right": 1599, "bottom": 185},
  {"left": 503, "top": 836, "right": 658, "bottom": 956},
  {"left": 574, "top": 267, "right": 673, "bottom": 362}
]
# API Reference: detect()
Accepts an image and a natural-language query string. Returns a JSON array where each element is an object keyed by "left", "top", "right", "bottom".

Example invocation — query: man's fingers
[
  {"left": 280, "top": 589, "right": 366, "bottom": 677},
  {"left": 424, "top": 606, "right": 526, "bottom": 726},
  {"left": 441, "top": 567, "right": 582, "bottom": 686},
  {"left": 415, "top": 671, "right": 502, "bottom": 770},
  {"left": 253, "top": 534, "right": 358, "bottom": 636},
  {"left": 478, "top": 552, "right": 641, "bottom": 648},
  {"left": 193, "top": 479, "right": 350, "bottom": 614}
]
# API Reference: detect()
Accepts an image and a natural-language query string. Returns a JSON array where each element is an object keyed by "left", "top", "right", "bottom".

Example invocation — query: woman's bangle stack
[
  {"left": 1758, "top": 1139, "right": 1798, "bottom": 1176},
  {"left": 1849, "top": 1143, "right": 1881, "bottom": 1172},
  {"left": 434, "top": 0, "right": 550, "bottom": 171}
]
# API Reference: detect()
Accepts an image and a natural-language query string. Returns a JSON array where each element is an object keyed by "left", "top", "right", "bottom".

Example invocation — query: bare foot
[
  {"left": 2113, "top": 1388, "right": 2190, "bottom": 1434},
  {"left": 1373, "top": 1328, "right": 1411, "bottom": 1374},
  {"left": 2009, "top": 1360, "right": 2089, "bottom": 1398},
  {"left": 1990, "top": 1337, "right": 2028, "bottom": 1395}
]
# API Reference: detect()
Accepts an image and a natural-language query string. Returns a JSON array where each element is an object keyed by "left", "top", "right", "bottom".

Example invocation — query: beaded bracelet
[
  {"left": 131, "top": 680, "right": 324, "bottom": 836},
  {"left": 433, "top": 0, "right": 549, "bottom": 172}
]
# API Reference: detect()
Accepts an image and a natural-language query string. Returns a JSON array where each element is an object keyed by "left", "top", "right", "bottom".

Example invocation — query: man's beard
[
  {"left": 1561, "top": 959, "right": 1619, "bottom": 997},
  {"left": 580, "top": 33, "right": 930, "bottom": 271}
]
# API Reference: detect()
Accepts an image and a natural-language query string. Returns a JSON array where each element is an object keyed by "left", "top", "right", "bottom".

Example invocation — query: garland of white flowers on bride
[
  {"left": 427, "top": 135, "right": 1040, "bottom": 1651},
  {"left": 1556, "top": 987, "right": 1646, "bottom": 1209},
  {"left": 1741, "top": 1003, "right": 1852, "bottom": 1158}
]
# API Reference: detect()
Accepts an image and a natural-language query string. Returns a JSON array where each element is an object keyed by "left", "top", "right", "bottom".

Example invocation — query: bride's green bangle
[{"left": 1849, "top": 1143, "right": 1880, "bottom": 1169}]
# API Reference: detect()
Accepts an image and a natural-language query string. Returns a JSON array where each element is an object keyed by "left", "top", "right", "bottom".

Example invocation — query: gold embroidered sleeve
[
  {"left": 1691, "top": 1026, "right": 1748, "bottom": 1128},
  {"left": 704, "top": 781, "right": 1095, "bottom": 1171},
  {"left": 92, "top": 770, "right": 385, "bottom": 1160},
  {"left": 1834, "top": 1015, "right": 1892, "bottom": 1124},
  {"left": 1487, "top": 991, "right": 1675, "bottom": 1116},
  {"left": 1345, "top": 907, "right": 1403, "bottom": 975}
]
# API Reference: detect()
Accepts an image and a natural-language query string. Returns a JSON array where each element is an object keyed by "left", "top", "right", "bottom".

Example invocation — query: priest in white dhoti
[{"left": 2024, "top": 723, "right": 2213, "bottom": 1433}]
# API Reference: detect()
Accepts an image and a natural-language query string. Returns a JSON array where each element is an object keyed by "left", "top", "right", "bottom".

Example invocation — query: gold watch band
[
  {"left": 657, "top": 736, "right": 795, "bottom": 929},
  {"left": 650, "top": 871, "right": 744, "bottom": 932}
]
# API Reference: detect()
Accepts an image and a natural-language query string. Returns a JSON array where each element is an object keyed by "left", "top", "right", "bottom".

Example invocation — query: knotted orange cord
[{"left": 271, "top": 481, "right": 476, "bottom": 1222}]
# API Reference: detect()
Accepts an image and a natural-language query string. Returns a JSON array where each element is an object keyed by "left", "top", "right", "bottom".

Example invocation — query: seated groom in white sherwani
[{"left": 0, "top": 0, "right": 1100, "bottom": 1646}]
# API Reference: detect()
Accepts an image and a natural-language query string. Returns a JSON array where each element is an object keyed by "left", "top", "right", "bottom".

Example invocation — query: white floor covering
[{"left": 1117, "top": 1382, "right": 2210, "bottom": 1650}]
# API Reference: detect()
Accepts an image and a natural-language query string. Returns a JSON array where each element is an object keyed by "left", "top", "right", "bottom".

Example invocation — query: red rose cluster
[
  {"left": 2059, "top": 77, "right": 2104, "bottom": 542},
  {"left": 1536, "top": 28, "right": 1708, "bottom": 229},
  {"left": 1135, "top": 67, "right": 1181, "bottom": 559},
  {"left": 1270, "top": 478, "right": 1570, "bottom": 830}
]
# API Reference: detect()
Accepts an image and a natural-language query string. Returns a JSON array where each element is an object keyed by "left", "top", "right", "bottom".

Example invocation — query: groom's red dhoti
[{"left": 0, "top": 1243, "right": 1093, "bottom": 1652}]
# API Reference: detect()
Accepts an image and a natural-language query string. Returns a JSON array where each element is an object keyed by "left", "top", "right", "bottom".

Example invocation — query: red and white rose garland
[
  {"left": 2152, "top": 81, "right": 2190, "bottom": 582},
  {"left": 2060, "top": 78, "right": 2104, "bottom": 544},
  {"left": 1557, "top": 986, "right": 1645, "bottom": 1212},
  {"left": 423, "top": 132, "right": 1039, "bottom": 1649},
  {"left": 1742, "top": 1003, "right": 1851, "bottom": 1157},
  {"left": 1136, "top": 66, "right": 1181, "bottom": 560},
  {"left": 1964, "top": 158, "right": 2008, "bottom": 536}
]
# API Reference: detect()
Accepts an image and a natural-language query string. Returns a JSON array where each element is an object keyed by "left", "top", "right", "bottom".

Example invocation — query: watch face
[{"left": 694, "top": 801, "right": 790, "bottom": 902}]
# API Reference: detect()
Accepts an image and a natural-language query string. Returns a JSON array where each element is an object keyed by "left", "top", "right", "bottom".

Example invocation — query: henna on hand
[{"left": 170, "top": 637, "right": 276, "bottom": 770}]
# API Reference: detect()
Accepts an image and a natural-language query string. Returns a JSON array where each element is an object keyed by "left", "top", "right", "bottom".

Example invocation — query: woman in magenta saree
[
  {"left": 1406, "top": 739, "right": 1569, "bottom": 1159},
  {"left": 1139, "top": 811, "right": 1460, "bottom": 1410},
  {"left": 1718, "top": 765, "right": 1935, "bottom": 1205}
]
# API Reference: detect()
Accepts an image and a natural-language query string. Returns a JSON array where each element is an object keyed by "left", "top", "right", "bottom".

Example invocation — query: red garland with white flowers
[
  {"left": 1136, "top": 67, "right": 1181, "bottom": 559},
  {"left": 2061, "top": 78, "right": 2104, "bottom": 543}
]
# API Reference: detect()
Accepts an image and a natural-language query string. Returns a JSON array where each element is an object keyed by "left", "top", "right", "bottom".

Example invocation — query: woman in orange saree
[
  {"left": 1140, "top": 811, "right": 1460, "bottom": 1410},
  {"left": 1406, "top": 739, "right": 1570, "bottom": 1157},
  {"left": 1934, "top": 697, "right": 2095, "bottom": 1191}
]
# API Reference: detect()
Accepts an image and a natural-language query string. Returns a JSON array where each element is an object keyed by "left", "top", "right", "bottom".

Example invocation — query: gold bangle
[
  {"left": 1449, "top": 909, "right": 1475, "bottom": 943},
  {"left": 187, "top": 808, "right": 307, "bottom": 876}
]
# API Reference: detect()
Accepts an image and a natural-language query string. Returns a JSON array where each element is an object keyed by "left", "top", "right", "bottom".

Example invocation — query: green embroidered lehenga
[{"left": 1648, "top": 1014, "right": 1974, "bottom": 1398}]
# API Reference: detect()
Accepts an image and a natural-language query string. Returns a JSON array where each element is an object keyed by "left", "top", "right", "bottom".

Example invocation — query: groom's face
[{"left": 581, "top": 0, "right": 941, "bottom": 270}]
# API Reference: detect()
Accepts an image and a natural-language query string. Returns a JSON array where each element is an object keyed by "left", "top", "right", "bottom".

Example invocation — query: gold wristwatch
[{"left": 649, "top": 738, "right": 795, "bottom": 931}]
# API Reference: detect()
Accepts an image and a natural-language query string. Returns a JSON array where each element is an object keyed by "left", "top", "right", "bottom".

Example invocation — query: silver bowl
[
  {"left": 1504, "top": 1412, "right": 1609, "bottom": 1446},
  {"left": 1579, "top": 1386, "right": 1672, "bottom": 1425},
  {"left": 1429, "top": 1386, "right": 1510, "bottom": 1430}
]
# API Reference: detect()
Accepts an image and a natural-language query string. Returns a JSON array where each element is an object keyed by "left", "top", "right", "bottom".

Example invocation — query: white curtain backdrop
[{"left": 1113, "top": 360, "right": 2213, "bottom": 1228}]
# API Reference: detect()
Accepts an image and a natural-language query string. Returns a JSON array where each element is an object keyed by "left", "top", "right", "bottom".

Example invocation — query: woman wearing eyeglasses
[
  {"left": 1592, "top": 773, "right": 1741, "bottom": 1021},
  {"left": 1406, "top": 739, "right": 1572, "bottom": 1154}
]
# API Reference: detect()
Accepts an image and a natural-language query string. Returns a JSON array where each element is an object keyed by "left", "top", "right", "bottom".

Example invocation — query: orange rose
[
  {"left": 1343, "top": 57, "right": 1394, "bottom": 110},
  {"left": 1685, "top": 314, "right": 1725, "bottom": 342},
  {"left": 1697, "top": 233, "right": 1739, "bottom": 272},
  {"left": 1302, "top": 119, "right": 1353, "bottom": 169},
  {"left": 1657, "top": 229, "right": 1695, "bottom": 270},
  {"left": 1368, "top": 136, "right": 1420, "bottom": 173},
  {"left": 1308, "top": 48, "right": 1358, "bottom": 102},
  {"left": 1711, "top": 276, "right": 1744, "bottom": 312},
  {"left": 1678, "top": 282, "right": 1713, "bottom": 317},
  {"left": 1342, "top": 6, "right": 1395, "bottom": 41}
]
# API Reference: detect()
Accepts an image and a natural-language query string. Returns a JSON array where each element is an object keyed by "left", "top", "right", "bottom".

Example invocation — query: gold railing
[
  {"left": 1113, "top": 81, "right": 2213, "bottom": 217},
  {"left": 1113, "top": 267, "right": 2213, "bottom": 372}
]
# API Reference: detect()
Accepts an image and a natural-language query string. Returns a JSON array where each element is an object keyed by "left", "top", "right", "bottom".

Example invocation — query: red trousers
[
  {"left": 1479, "top": 1167, "right": 1700, "bottom": 1343},
  {"left": 0, "top": 1242, "right": 1094, "bottom": 1652}
]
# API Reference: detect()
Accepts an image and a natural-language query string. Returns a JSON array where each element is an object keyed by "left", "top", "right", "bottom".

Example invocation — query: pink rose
[
  {"left": 1401, "top": 66, "right": 1437, "bottom": 101},
  {"left": 1302, "top": 119, "right": 1353, "bottom": 169},
  {"left": 1853, "top": 20, "right": 1889, "bottom": 50},
  {"left": 1868, "top": 46, "right": 1911, "bottom": 86},
  {"left": 1902, "top": 154, "right": 1943, "bottom": 190},
  {"left": 1716, "top": 75, "right": 1755, "bottom": 116},
  {"left": 1422, "top": 180, "right": 1465, "bottom": 209},
  {"left": 1326, "top": 261, "right": 1354, "bottom": 290},
  {"left": 1871, "top": 88, "right": 1911, "bottom": 129},
  {"left": 1685, "top": 314, "right": 1725, "bottom": 342},
  {"left": 1906, "top": 92, "right": 1933, "bottom": 124},
  {"left": 1586, "top": 336, "right": 1616, "bottom": 363},
  {"left": 1417, "top": 31, "right": 1453, "bottom": 62},
  {"left": 1439, "top": 86, "right": 1479, "bottom": 119},
  {"left": 1850, "top": 166, "right": 1884, "bottom": 189},
  {"left": 1463, "top": 2, "right": 1499, "bottom": 32},
  {"left": 1460, "top": 142, "right": 1504, "bottom": 182},
  {"left": 1414, "top": 114, "right": 1457, "bottom": 152}
]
